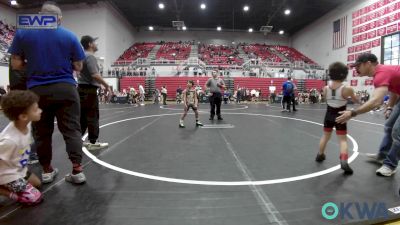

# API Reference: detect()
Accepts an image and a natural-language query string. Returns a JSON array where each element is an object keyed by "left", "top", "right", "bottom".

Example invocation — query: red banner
[
  {"left": 372, "top": 39, "right": 381, "bottom": 47},
  {"left": 351, "top": 80, "right": 358, "bottom": 86},
  {"left": 387, "top": 23, "right": 398, "bottom": 33},
  {"left": 365, "top": 79, "right": 373, "bottom": 85},
  {"left": 377, "top": 27, "right": 387, "bottom": 36},
  {"left": 348, "top": 54, "right": 355, "bottom": 62}
]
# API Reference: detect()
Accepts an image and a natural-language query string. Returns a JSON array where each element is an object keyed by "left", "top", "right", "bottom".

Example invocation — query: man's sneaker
[
  {"left": 340, "top": 161, "right": 354, "bottom": 175},
  {"left": 179, "top": 120, "right": 185, "bottom": 128},
  {"left": 196, "top": 121, "right": 203, "bottom": 127},
  {"left": 366, "top": 153, "right": 384, "bottom": 164},
  {"left": 209, "top": 117, "right": 214, "bottom": 120},
  {"left": 87, "top": 142, "right": 109, "bottom": 151},
  {"left": 376, "top": 165, "right": 396, "bottom": 177},
  {"left": 12, "top": 183, "right": 42, "bottom": 205},
  {"left": 217, "top": 117, "right": 223, "bottom": 120},
  {"left": 83, "top": 141, "right": 90, "bottom": 147},
  {"left": 65, "top": 172, "right": 86, "bottom": 184},
  {"left": 315, "top": 153, "right": 326, "bottom": 162},
  {"left": 281, "top": 109, "right": 288, "bottom": 112},
  {"left": 42, "top": 168, "right": 59, "bottom": 184}
]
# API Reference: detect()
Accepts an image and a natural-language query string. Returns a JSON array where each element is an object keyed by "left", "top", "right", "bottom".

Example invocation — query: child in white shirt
[{"left": 0, "top": 90, "right": 43, "bottom": 204}]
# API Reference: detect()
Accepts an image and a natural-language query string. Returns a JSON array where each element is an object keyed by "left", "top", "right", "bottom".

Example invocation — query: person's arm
[
  {"left": 10, "top": 55, "right": 26, "bottom": 71},
  {"left": 194, "top": 90, "right": 199, "bottom": 106},
  {"left": 321, "top": 86, "right": 327, "bottom": 102},
  {"left": 343, "top": 86, "right": 360, "bottom": 104},
  {"left": 384, "top": 92, "right": 399, "bottom": 119},
  {"left": 182, "top": 90, "right": 187, "bottom": 106},
  {"left": 71, "top": 35, "right": 86, "bottom": 72},
  {"left": 336, "top": 86, "right": 388, "bottom": 123},
  {"left": 0, "top": 139, "right": 18, "bottom": 162},
  {"left": 72, "top": 61, "right": 83, "bottom": 72},
  {"left": 387, "top": 92, "right": 399, "bottom": 108},
  {"left": 86, "top": 56, "right": 109, "bottom": 90}
]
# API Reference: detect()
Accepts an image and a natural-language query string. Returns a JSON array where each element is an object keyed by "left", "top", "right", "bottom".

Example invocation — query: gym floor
[{"left": 0, "top": 102, "right": 399, "bottom": 225}]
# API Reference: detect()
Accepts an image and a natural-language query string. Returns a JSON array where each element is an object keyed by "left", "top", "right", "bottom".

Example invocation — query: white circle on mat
[{"left": 82, "top": 112, "right": 359, "bottom": 186}]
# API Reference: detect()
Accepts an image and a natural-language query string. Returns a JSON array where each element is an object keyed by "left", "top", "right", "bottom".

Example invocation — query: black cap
[
  {"left": 352, "top": 53, "right": 378, "bottom": 67},
  {"left": 80, "top": 35, "right": 98, "bottom": 50}
]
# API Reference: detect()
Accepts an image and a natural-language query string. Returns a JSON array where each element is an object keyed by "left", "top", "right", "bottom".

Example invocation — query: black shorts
[{"left": 323, "top": 105, "right": 347, "bottom": 135}]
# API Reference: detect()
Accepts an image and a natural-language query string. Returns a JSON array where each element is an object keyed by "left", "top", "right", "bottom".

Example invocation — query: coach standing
[
  {"left": 336, "top": 53, "right": 400, "bottom": 177},
  {"left": 8, "top": 1, "right": 86, "bottom": 184},
  {"left": 205, "top": 70, "right": 225, "bottom": 120},
  {"left": 79, "top": 35, "right": 110, "bottom": 151}
]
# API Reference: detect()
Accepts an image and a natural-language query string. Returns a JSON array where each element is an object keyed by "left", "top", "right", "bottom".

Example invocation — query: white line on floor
[{"left": 219, "top": 131, "right": 288, "bottom": 225}]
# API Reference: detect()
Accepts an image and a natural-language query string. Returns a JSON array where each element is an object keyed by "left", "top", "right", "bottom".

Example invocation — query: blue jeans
[{"left": 378, "top": 100, "right": 400, "bottom": 169}]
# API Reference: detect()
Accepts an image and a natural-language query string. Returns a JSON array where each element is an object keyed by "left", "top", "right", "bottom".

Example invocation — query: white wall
[
  {"left": 104, "top": 4, "right": 135, "bottom": 69},
  {"left": 59, "top": 2, "right": 135, "bottom": 68},
  {"left": 133, "top": 30, "right": 290, "bottom": 46},
  {"left": 292, "top": 0, "right": 400, "bottom": 92},
  {"left": 0, "top": 66, "right": 10, "bottom": 88},
  {"left": 103, "top": 77, "right": 118, "bottom": 91},
  {"left": 0, "top": 4, "right": 16, "bottom": 25}
]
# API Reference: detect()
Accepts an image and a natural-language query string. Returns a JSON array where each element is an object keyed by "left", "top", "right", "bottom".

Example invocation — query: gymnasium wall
[
  {"left": 61, "top": 2, "right": 135, "bottom": 69},
  {"left": 0, "top": 3, "right": 16, "bottom": 25},
  {"left": 292, "top": 0, "right": 399, "bottom": 92},
  {"left": 133, "top": 30, "right": 290, "bottom": 46}
]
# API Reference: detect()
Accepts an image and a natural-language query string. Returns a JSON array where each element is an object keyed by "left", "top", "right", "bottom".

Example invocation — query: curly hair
[
  {"left": 328, "top": 62, "right": 348, "bottom": 81},
  {"left": 1, "top": 90, "right": 39, "bottom": 121}
]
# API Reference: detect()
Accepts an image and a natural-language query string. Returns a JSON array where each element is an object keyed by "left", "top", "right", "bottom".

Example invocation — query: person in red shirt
[{"left": 336, "top": 53, "right": 400, "bottom": 176}]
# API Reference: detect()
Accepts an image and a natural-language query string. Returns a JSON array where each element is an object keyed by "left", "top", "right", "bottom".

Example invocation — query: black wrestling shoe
[{"left": 315, "top": 153, "right": 326, "bottom": 162}]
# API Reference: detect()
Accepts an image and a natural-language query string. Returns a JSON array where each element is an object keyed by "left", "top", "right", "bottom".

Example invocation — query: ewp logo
[
  {"left": 322, "top": 202, "right": 388, "bottom": 221},
  {"left": 17, "top": 14, "right": 58, "bottom": 29}
]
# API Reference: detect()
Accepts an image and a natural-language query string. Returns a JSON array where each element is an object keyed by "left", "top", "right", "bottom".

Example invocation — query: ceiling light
[
  {"left": 284, "top": 9, "right": 291, "bottom": 15},
  {"left": 10, "top": 0, "right": 17, "bottom": 5},
  {"left": 182, "top": 26, "right": 187, "bottom": 30},
  {"left": 149, "top": 26, "right": 154, "bottom": 31},
  {"left": 217, "top": 26, "right": 221, "bottom": 31},
  {"left": 248, "top": 28, "right": 253, "bottom": 32},
  {"left": 243, "top": 5, "right": 249, "bottom": 11},
  {"left": 158, "top": 3, "right": 165, "bottom": 9},
  {"left": 200, "top": 3, "right": 206, "bottom": 9},
  {"left": 279, "top": 30, "right": 284, "bottom": 35}
]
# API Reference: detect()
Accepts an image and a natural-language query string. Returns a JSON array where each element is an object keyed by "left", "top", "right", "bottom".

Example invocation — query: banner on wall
[{"left": 365, "top": 79, "right": 374, "bottom": 85}]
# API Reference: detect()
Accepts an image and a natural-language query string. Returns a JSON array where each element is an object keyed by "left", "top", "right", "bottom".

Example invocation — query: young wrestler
[
  {"left": 179, "top": 80, "right": 203, "bottom": 128},
  {"left": 316, "top": 62, "right": 359, "bottom": 174}
]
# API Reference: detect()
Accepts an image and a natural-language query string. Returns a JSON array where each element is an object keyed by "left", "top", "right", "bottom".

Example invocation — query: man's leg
[
  {"left": 215, "top": 93, "right": 222, "bottom": 119},
  {"left": 30, "top": 85, "right": 57, "bottom": 183},
  {"left": 209, "top": 94, "right": 216, "bottom": 119},
  {"left": 53, "top": 84, "right": 85, "bottom": 183},
  {"left": 375, "top": 102, "right": 400, "bottom": 160}
]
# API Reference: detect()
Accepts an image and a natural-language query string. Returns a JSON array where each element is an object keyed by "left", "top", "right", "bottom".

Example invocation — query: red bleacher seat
[
  {"left": 241, "top": 44, "right": 282, "bottom": 63},
  {"left": 199, "top": 44, "right": 243, "bottom": 66},
  {"left": 156, "top": 42, "right": 191, "bottom": 60},
  {"left": 115, "top": 42, "right": 156, "bottom": 64}
]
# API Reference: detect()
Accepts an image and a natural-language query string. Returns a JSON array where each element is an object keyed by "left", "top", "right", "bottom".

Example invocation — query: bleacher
[
  {"left": 199, "top": 44, "right": 243, "bottom": 66},
  {"left": 241, "top": 44, "right": 282, "bottom": 63},
  {"left": 156, "top": 42, "right": 191, "bottom": 60},
  {"left": 0, "top": 20, "right": 15, "bottom": 64},
  {"left": 272, "top": 46, "right": 317, "bottom": 65},
  {"left": 115, "top": 42, "right": 156, "bottom": 65}
]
